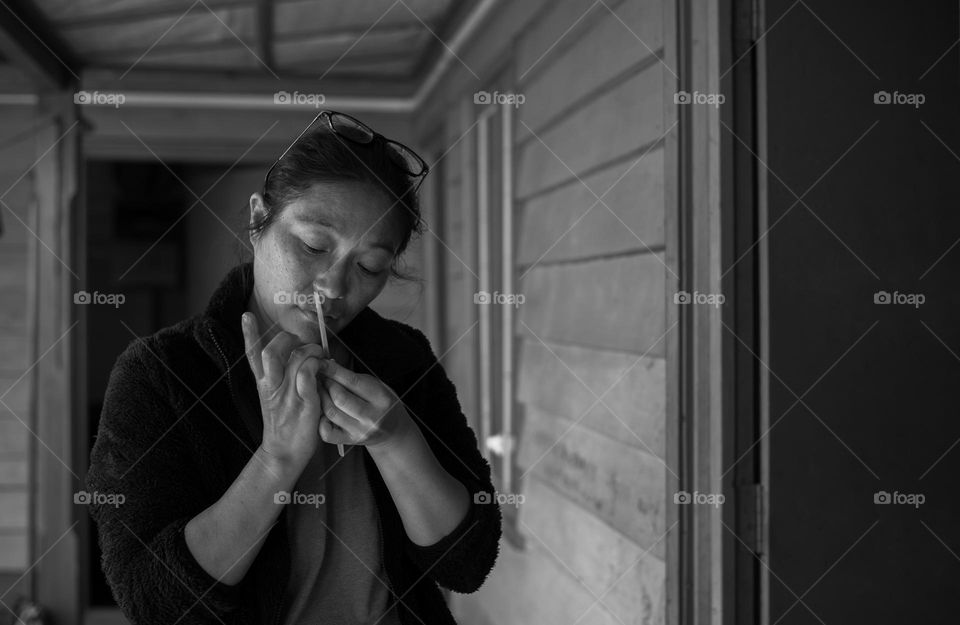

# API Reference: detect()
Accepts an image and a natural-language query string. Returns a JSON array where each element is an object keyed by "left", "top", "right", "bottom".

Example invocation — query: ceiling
[{"left": 8, "top": 0, "right": 468, "bottom": 81}]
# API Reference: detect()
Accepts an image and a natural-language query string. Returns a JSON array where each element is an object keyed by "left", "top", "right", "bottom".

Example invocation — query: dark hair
[{"left": 238, "top": 125, "right": 425, "bottom": 284}]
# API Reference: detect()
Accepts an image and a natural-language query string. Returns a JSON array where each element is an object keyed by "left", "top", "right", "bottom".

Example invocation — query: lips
[{"left": 300, "top": 307, "right": 338, "bottom": 321}]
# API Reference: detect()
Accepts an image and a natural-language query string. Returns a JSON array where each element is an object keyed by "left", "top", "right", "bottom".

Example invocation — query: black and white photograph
[{"left": 0, "top": 0, "right": 957, "bottom": 623}]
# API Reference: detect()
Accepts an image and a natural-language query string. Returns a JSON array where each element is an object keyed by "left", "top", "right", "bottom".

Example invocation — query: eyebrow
[{"left": 296, "top": 214, "right": 396, "bottom": 254}]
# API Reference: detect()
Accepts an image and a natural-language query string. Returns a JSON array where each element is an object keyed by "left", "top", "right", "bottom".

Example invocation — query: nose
[{"left": 313, "top": 257, "right": 348, "bottom": 301}]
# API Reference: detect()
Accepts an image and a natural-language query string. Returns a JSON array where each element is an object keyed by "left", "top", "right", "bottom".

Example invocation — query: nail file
[{"left": 315, "top": 291, "right": 345, "bottom": 458}]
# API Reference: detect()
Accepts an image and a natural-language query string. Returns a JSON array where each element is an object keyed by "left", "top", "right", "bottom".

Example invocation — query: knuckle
[{"left": 372, "top": 389, "right": 390, "bottom": 407}]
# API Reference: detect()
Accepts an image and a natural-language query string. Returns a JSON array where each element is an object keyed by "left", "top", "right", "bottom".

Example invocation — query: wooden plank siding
[{"left": 423, "top": 0, "right": 673, "bottom": 623}]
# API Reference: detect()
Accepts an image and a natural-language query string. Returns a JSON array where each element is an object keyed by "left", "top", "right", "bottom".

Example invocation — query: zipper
[
  {"left": 207, "top": 326, "right": 240, "bottom": 415},
  {"left": 208, "top": 324, "right": 287, "bottom": 625},
  {"left": 271, "top": 584, "right": 285, "bottom": 625}
]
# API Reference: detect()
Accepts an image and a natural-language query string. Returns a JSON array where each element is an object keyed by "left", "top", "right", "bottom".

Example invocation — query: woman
[{"left": 85, "top": 111, "right": 502, "bottom": 625}]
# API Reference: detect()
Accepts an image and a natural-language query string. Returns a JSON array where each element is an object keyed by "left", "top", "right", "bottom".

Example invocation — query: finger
[
  {"left": 261, "top": 332, "right": 301, "bottom": 392},
  {"left": 319, "top": 384, "right": 360, "bottom": 436},
  {"left": 295, "top": 356, "right": 322, "bottom": 403},
  {"left": 322, "top": 377, "right": 367, "bottom": 422},
  {"left": 319, "top": 415, "right": 352, "bottom": 446},
  {"left": 317, "top": 358, "right": 379, "bottom": 398},
  {"left": 240, "top": 313, "right": 264, "bottom": 380},
  {"left": 283, "top": 344, "right": 326, "bottom": 398}
]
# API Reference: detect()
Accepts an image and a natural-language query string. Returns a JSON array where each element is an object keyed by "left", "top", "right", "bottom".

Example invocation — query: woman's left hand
[{"left": 315, "top": 358, "right": 413, "bottom": 451}]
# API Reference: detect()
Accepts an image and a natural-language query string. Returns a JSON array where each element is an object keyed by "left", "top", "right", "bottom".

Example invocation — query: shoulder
[
  {"left": 353, "top": 306, "right": 437, "bottom": 368},
  {"left": 105, "top": 314, "right": 207, "bottom": 403},
  {"left": 385, "top": 318, "right": 435, "bottom": 358}
]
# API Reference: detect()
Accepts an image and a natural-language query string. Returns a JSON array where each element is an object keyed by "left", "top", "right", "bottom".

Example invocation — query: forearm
[
  {"left": 185, "top": 446, "right": 304, "bottom": 585},
  {"left": 369, "top": 416, "right": 471, "bottom": 546}
]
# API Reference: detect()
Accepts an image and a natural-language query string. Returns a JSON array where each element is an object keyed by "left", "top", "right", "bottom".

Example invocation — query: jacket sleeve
[
  {"left": 396, "top": 326, "right": 502, "bottom": 593},
  {"left": 85, "top": 337, "right": 246, "bottom": 624}
]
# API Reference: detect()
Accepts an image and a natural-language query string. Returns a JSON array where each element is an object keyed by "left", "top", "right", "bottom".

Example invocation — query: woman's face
[{"left": 248, "top": 180, "right": 401, "bottom": 345}]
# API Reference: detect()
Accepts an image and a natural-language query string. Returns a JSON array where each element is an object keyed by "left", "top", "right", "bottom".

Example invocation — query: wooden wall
[{"left": 416, "top": 0, "right": 672, "bottom": 623}]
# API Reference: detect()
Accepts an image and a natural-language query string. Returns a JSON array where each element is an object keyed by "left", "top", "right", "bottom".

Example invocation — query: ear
[{"left": 248, "top": 192, "right": 266, "bottom": 243}]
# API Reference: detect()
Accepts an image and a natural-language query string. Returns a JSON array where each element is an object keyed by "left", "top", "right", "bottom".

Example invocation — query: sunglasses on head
[{"left": 262, "top": 109, "right": 430, "bottom": 196}]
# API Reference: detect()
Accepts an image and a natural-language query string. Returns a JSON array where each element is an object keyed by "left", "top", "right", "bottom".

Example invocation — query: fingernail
[{"left": 241, "top": 313, "right": 248, "bottom": 325}]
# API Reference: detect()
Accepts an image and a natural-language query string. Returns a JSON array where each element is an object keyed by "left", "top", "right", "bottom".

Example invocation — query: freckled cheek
[{"left": 272, "top": 233, "right": 312, "bottom": 280}]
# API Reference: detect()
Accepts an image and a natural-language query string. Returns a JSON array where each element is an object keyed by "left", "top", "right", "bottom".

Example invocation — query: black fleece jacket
[{"left": 85, "top": 261, "right": 502, "bottom": 625}]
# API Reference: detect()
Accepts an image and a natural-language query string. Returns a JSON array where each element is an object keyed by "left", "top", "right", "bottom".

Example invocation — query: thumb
[{"left": 295, "top": 356, "right": 321, "bottom": 402}]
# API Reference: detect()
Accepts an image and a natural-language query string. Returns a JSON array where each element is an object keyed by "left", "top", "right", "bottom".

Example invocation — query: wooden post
[{"left": 32, "top": 91, "right": 82, "bottom": 625}]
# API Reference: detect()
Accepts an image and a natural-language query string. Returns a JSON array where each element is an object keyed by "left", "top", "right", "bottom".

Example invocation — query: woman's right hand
[{"left": 241, "top": 311, "right": 325, "bottom": 471}]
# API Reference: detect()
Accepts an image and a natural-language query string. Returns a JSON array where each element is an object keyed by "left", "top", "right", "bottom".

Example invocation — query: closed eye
[
  {"left": 358, "top": 264, "right": 384, "bottom": 276},
  {"left": 301, "top": 242, "right": 327, "bottom": 255}
]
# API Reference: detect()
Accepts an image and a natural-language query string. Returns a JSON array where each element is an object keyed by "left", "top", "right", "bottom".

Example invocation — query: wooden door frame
[{"left": 665, "top": 0, "right": 761, "bottom": 623}]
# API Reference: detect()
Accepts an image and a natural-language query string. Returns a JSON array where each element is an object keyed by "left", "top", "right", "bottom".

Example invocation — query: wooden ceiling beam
[
  {"left": 87, "top": 49, "right": 415, "bottom": 74},
  {"left": 69, "top": 22, "right": 424, "bottom": 58},
  {"left": 51, "top": 0, "right": 251, "bottom": 29},
  {"left": 81, "top": 67, "right": 415, "bottom": 98}
]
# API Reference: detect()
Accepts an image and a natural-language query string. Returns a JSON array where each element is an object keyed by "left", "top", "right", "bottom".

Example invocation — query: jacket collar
[{"left": 195, "top": 261, "right": 430, "bottom": 448}]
